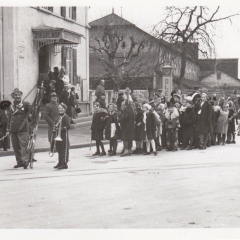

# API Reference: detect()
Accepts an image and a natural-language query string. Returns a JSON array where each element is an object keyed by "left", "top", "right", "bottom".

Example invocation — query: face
[
  {"left": 201, "top": 94, "right": 207, "bottom": 102},
  {"left": 58, "top": 105, "right": 66, "bottom": 114},
  {"left": 182, "top": 100, "right": 187, "bottom": 107},
  {"left": 108, "top": 105, "right": 115, "bottom": 112},
  {"left": 51, "top": 96, "right": 58, "bottom": 103},
  {"left": 101, "top": 95, "right": 106, "bottom": 99},
  {"left": 93, "top": 104, "right": 99, "bottom": 110},
  {"left": 168, "top": 107, "right": 174, "bottom": 113},
  {"left": 173, "top": 96, "right": 179, "bottom": 102},
  {"left": 186, "top": 102, "right": 192, "bottom": 108},
  {"left": 13, "top": 92, "right": 22, "bottom": 102},
  {"left": 142, "top": 106, "right": 148, "bottom": 112},
  {"left": 101, "top": 80, "right": 105, "bottom": 86},
  {"left": 64, "top": 86, "right": 68, "bottom": 91}
]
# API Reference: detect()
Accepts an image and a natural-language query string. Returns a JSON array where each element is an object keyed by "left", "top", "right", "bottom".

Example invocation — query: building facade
[{"left": 0, "top": 7, "right": 90, "bottom": 111}]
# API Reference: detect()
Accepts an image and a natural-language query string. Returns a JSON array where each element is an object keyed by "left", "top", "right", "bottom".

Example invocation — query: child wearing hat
[
  {"left": 54, "top": 102, "right": 71, "bottom": 169},
  {"left": 165, "top": 102, "right": 180, "bottom": 151}
]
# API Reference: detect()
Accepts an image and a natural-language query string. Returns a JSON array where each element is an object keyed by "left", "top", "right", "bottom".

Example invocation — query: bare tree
[
  {"left": 153, "top": 6, "right": 239, "bottom": 88},
  {"left": 89, "top": 17, "right": 161, "bottom": 94}
]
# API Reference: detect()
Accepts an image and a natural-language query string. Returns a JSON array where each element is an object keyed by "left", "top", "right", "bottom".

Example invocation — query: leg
[
  {"left": 17, "top": 132, "right": 30, "bottom": 168},
  {"left": 99, "top": 140, "right": 106, "bottom": 155},
  {"left": 109, "top": 139, "right": 113, "bottom": 153},
  {"left": 150, "top": 139, "right": 157, "bottom": 155},
  {"left": 222, "top": 134, "right": 226, "bottom": 145},
  {"left": 11, "top": 132, "right": 22, "bottom": 166},
  {"left": 172, "top": 130, "right": 178, "bottom": 151},
  {"left": 93, "top": 140, "right": 100, "bottom": 156}
]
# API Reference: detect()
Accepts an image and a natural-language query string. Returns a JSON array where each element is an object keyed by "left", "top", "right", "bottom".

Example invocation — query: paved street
[{"left": 0, "top": 140, "right": 240, "bottom": 229}]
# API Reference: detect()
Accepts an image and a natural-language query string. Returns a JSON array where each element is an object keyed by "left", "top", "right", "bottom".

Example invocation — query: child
[
  {"left": 105, "top": 103, "right": 121, "bottom": 156},
  {"left": 165, "top": 102, "right": 180, "bottom": 151},
  {"left": 91, "top": 102, "right": 107, "bottom": 156},
  {"left": 54, "top": 103, "right": 71, "bottom": 170}
]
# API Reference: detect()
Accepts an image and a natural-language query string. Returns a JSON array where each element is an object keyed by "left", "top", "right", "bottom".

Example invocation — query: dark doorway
[{"left": 39, "top": 45, "right": 49, "bottom": 73}]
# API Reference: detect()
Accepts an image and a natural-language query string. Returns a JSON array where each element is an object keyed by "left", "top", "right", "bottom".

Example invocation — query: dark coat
[
  {"left": 118, "top": 105, "right": 135, "bottom": 141},
  {"left": 8, "top": 101, "right": 32, "bottom": 133},
  {"left": 181, "top": 107, "right": 196, "bottom": 137},
  {"left": 59, "top": 91, "right": 71, "bottom": 117},
  {"left": 135, "top": 110, "right": 145, "bottom": 141},
  {"left": 144, "top": 112, "right": 156, "bottom": 140},
  {"left": 105, "top": 112, "right": 121, "bottom": 140},
  {"left": 228, "top": 108, "right": 236, "bottom": 133},
  {"left": 196, "top": 101, "right": 212, "bottom": 134},
  {"left": 91, "top": 111, "right": 107, "bottom": 141},
  {"left": 97, "top": 98, "right": 106, "bottom": 109}
]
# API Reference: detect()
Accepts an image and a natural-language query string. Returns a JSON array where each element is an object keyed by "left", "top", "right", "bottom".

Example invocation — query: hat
[
  {"left": 173, "top": 93, "right": 181, "bottom": 99},
  {"left": 143, "top": 103, "right": 152, "bottom": 110},
  {"left": 59, "top": 102, "right": 68, "bottom": 110},
  {"left": 171, "top": 90, "right": 176, "bottom": 97},
  {"left": 11, "top": 88, "right": 23, "bottom": 98},
  {"left": 107, "top": 103, "right": 115, "bottom": 108},
  {"left": 118, "top": 92, "right": 124, "bottom": 97},
  {"left": 157, "top": 89, "right": 163, "bottom": 92},
  {"left": 0, "top": 100, "right": 11, "bottom": 109},
  {"left": 166, "top": 101, "right": 174, "bottom": 108},
  {"left": 50, "top": 92, "right": 57, "bottom": 98},
  {"left": 186, "top": 99, "right": 193, "bottom": 105},
  {"left": 50, "top": 80, "right": 56, "bottom": 84}
]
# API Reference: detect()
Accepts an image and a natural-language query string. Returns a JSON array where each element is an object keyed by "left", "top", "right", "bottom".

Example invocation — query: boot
[
  {"left": 99, "top": 151, "right": 106, "bottom": 156},
  {"left": 93, "top": 152, "right": 100, "bottom": 156},
  {"left": 109, "top": 151, "right": 116, "bottom": 156},
  {"left": 132, "top": 148, "right": 139, "bottom": 154},
  {"left": 58, "top": 163, "right": 68, "bottom": 169},
  {"left": 54, "top": 162, "right": 61, "bottom": 168},
  {"left": 186, "top": 145, "right": 192, "bottom": 150},
  {"left": 120, "top": 149, "right": 130, "bottom": 157}
]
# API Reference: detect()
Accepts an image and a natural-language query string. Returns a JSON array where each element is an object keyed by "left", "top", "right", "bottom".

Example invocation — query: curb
[{"left": 0, "top": 141, "right": 110, "bottom": 157}]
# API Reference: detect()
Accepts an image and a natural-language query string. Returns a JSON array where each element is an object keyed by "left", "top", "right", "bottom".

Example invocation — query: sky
[{"left": 88, "top": 5, "right": 240, "bottom": 75}]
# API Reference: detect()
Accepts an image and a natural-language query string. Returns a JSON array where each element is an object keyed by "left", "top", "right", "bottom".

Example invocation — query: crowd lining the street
[{"left": 92, "top": 86, "right": 240, "bottom": 157}]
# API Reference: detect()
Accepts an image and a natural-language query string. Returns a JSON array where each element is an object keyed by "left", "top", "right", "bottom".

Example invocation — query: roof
[
  {"left": 89, "top": 13, "right": 133, "bottom": 27},
  {"left": 200, "top": 68, "right": 240, "bottom": 81}
]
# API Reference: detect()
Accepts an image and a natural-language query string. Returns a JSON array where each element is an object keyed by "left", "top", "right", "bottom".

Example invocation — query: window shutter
[
  {"left": 48, "top": 7, "right": 53, "bottom": 12},
  {"left": 72, "top": 7, "right": 76, "bottom": 20},
  {"left": 61, "top": 7, "right": 66, "bottom": 17},
  {"left": 61, "top": 46, "right": 67, "bottom": 68},
  {"left": 73, "top": 48, "right": 77, "bottom": 85}
]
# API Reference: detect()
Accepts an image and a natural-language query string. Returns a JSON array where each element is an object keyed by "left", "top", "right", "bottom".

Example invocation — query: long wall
[{"left": 2, "top": 7, "right": 89, "bottom": 103}]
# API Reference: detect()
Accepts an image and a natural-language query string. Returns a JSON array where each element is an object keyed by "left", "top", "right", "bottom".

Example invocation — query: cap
[
  {"left": 11, "top": 88, "right": 23, "bottom": 98},
  {"left": 59, "top": 102, "right": 68, "bottom": 110}
]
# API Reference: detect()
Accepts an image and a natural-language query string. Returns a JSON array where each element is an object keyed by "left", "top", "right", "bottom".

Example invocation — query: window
[
  {"left": 41, "top": 7, "right": 53, "bottom": 12},
  {"left": 217, "top": 72, "right": 221, "bottom": 80},
  {"left": 66, "top": 48, "right": 73, "bottom": 84},
  {"left": 61, "top": 7, "right": 76, "bottom": 20}
]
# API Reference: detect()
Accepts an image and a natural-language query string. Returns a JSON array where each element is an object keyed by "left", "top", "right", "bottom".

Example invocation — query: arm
[{"left": 62, "top": 115, "right": 70, "bottom": 130}]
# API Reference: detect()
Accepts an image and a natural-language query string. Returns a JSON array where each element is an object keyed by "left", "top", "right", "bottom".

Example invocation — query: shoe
[
  {"left": 93, "top": 152, "right": 100, "bottom": 156},
  {"left": 180, "top": 147, "right": 186, "bottom": 150},
  {"left": 206, "top": 143, "right": 211, "bottom": 147},
  {"left": 199, "top": 146, "right": 206, "bottom": 150},
  {"left": 14, "top": 164, "right": 23, "bottom": 168},
  {"left": 153, "top": 151, "right": 158, "bottom": 156},
  {"left": 54, "top": 163, "right": 61, "bottom": 169},
  {"left": 132, "top": 148, "right": 139, "bottom": 154},
  {"left": 172, "top": 149, "right": 178, "bottom": 152},
  {"left": 222, "top": 142, "right": 225, "bottom": 146},
  {"left": 99, "top": 152, "right": 106, "bottom": 156},
  {"left": 58, "top": 164, "right": 68, "bottom": 169},
  {"left": 166, "top": 148, "right": 172, "bottom": 151},
  {"left": 225, "top": 140, "right": 230, "bottom": 144},
  {"left": 157, "top": 146, "right": 162, "bottom": 151},
  {"left": 23, "top": 162, "right": 29, "bottom": 169},
  {"left": 120, "top": 151, "right": 130, "bottom": 157},
  {"left": 33, "top": 158, "right": 37, "bottom": 162},
  {"left": 109, "top": 152, "right": 116, "bottom": 156},
  {"left": 3, "top": 149, "right": 7, "bottom": 151},
  {"left": 143, "top": 152, "right": 150, "bottom": 155},
  {"left": 108, "top": 150, "right": 113, "bottom": 153},
  {"left": 232, "top": 140, "right": 236, "bottom": 144},
  {"left": 186, "top": 146, "right": 192, "bottom": 150}
]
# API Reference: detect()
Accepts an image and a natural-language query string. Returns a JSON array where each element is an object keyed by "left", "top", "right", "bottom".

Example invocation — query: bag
[{"left": 76, "top": 107, "right": 81, "bottom": 114}]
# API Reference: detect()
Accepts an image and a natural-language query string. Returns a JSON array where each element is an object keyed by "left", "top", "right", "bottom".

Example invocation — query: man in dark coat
[
  {"left": 118, "top": 100, "right": 135, "bottom": 156},
  {"left": 180, "top": 99, "right": 196, "bottom": 150},
  {"left": 53, "top": 67, "right": 64, "bottom": 96},
  {"left": 196, "top": 93, "right": 212, "bottom": 150},
  {"left": 7, "top": 88, "right": 32, "bottom": 169},
  {"left": 44, "top": 92, "right": 59, "bottom": 143}
]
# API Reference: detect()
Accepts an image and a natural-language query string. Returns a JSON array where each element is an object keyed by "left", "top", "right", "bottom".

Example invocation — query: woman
[
  {"left": 105, "top": 103, "right": 121, "bottom": 156},
  {"left": 142, "top": 104, "right": 157, "bottom": 155},
  {"left": 91, "top": 102, "right": 107, "bottom": 156}
]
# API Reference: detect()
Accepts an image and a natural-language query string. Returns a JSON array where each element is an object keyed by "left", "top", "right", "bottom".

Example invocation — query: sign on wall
[{"left": 162, "top": 76, "right": 173, "bottom": 101}]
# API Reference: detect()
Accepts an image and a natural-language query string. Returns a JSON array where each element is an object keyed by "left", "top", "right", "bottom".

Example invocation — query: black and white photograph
[{"left": 1, "top": 0, "right": 240, "bottom": 239}]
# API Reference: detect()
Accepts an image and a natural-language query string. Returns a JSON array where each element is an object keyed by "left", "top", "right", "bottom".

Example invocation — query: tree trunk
[{"left": 179, "top": 45, "right": 187, "bottom": 89}]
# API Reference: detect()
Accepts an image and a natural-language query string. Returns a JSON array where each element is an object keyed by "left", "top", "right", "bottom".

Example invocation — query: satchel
[{"left": 76, "top": 107, "right": 81, "bottom": 114}]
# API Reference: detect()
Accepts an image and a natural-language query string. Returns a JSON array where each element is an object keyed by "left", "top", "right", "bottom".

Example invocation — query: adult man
[
  {"left": 95, "top": 79, "right": 105, "bottom": 101},
  {"left": 7, "top": 88, "right": 32, "bottom": 169},
  {"left": 53, "top": 67, "right": 64, "bottom": 96},
  {"left": 196, "top": 93, "right": 212, "bottom": 150},
  {"left": 44, "top": 92, "right": 59, "bottom": 143}
]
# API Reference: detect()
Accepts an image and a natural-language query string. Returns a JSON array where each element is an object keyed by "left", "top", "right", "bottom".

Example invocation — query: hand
[
  {"left": 137, "top": 122, "right": 141, "bottom": 126},
  {"left": 6, "top": 132, "right": 9, "bottom": 136}
]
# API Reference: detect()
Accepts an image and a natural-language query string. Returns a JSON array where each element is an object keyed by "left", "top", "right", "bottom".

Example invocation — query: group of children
[{"left": 91, "top": 89, "right": 239, "bottom": 157}]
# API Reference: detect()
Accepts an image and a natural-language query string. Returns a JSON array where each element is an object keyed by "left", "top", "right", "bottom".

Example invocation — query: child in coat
[
  {"left": 165, "top": 102, "right": 180, "bottom": 151},
  {"left": 54, "top": 103, "right": 71, "bottom": 170}
]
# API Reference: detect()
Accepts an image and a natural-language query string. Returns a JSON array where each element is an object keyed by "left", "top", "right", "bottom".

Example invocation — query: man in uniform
[
  {"left": 44, "top": 92, "right": 59, "bottom": 143},
  {"left": 7, "top": 88, "right": 32, "bottom": 169}
]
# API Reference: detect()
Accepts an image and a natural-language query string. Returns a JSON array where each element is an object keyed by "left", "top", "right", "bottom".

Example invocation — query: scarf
[{"left": 94, "top": 108, "right": 108, "bottom": 114}]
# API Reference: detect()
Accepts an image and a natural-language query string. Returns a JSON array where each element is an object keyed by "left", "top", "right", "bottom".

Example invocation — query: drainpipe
[{"left": 0, "top": 7, "right": 3, "bottom": 100}]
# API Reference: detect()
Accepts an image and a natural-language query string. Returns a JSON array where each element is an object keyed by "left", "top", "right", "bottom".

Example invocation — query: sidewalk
[{"left": 0, "top": 126, "right": 93, "bottom": 157}]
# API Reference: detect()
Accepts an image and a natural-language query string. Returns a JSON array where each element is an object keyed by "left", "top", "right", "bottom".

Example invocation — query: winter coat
[
  {"left": 91, "top": 110, "right": 107, "bottom": 141},
  {"left": 215, "top": 109, "right": 229, "bottom": 134},
  {"left": 105, "top": 112, "right": 121, "bottom": 140},
  {"left": 69, "top": 92, "right": 79, "bottom": 107},
  {"left": 164, "top": 108, "right": 180, "bottom": 130},
  {"left": 181, "top": 107, "right": 196, "bottom": 137},
  {"left": 118, "top": 105, "right": 135, "bottom": 141},
  {"left": 134, "top": 110, "right": 145, "bottom": 141},
  {"left": 59, "top": 91, "right": 71, "bottom": 117},
  {"left": 228, "top": 108, "right": 236, "bottom": 133},
  {"left": 195, "top": 101, "right": 212, "bottom": 134},
  {"left": 143, "top": 112, "right": 157, "bottom": 140}
]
